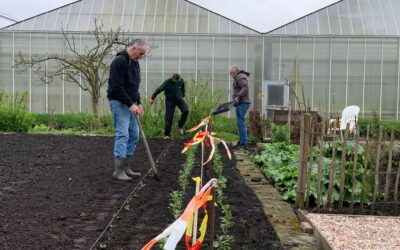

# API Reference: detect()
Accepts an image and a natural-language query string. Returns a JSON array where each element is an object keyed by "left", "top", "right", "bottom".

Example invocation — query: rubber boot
[
  {"left": 112, "top": 157, "right": 132, "bottom": 181},
  {"left": 125, "top": 156, "right": 142, "bottom": 177}
]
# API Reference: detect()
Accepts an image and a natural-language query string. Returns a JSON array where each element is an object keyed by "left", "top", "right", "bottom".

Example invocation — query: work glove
[{"left": 150, "top": 99, "right": 154, "bottom": 105}]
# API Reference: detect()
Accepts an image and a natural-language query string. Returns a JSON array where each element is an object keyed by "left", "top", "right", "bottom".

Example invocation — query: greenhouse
[{"left": 0, "top": 0, "right": 400, "bottom": 119}]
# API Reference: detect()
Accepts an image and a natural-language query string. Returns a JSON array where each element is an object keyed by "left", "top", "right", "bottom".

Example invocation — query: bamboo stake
[
  {"left": 384, "top": 129, "right": 395, "bottom": 209},
  {"left": 305, "top": 127, "right": 315, "bottom": 209},
  {"left": 317, "top": 122, "right": 326, "bottom": 207},
  {"left": 360, "top": 125, "right": 370, "bottom": 213},
  {"left": 350, "top": 128, "right": 360, "bottom": 212},
  {"left": 295, "top": 113, "right": 312, "bottom": 209},
  {"left": 326, "top": 122, "right": 338, "bottom": 212},
  {"left": 371, "top": 126, "right": 383, "bottom": 214},
  {"left": 339, "top": 123, "right": 350, "bottom": 211}
]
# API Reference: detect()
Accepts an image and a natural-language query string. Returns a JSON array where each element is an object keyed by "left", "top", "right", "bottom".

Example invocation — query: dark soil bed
[{"left": 0, "top": 133, "right": 282, "bottom": 249}]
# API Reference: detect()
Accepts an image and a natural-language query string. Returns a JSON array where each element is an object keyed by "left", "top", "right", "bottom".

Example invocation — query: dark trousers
[{"left": 165, "top": 98, "right": 189, "bottom": 136}]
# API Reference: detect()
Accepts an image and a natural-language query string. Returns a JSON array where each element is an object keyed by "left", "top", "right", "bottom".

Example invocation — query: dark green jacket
[{"left": 151, "top": 78, "right": 185, "bottom": 100}]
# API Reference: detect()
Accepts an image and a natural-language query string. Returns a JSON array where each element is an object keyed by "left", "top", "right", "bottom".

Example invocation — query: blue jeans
[
  {"left": 109, "top": 100, "right": 139, "bottom": 158},
  {"left": 235, "top": 103, "right": 250, "bottom": 145}
]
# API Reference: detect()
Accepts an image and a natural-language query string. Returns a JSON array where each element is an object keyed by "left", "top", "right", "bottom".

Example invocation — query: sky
[{"left": 0, "top": 0, "right": 339, "bottom": 32}]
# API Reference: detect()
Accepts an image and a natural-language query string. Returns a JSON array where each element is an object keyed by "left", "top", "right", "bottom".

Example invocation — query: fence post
[
  {"left": 371, "top": 126, "right": 383, "bottom": 214},
  {"left": 296, "top": 113, "right": 312, "bottom": 209},
  {"left": 384, "top": 129, "right": 395, "bottom": 209},
  {"left": 316, "top": 122, "right": 326, "bottom": 208},
  {"left": 339, "top": 123, "right": 350, "bottom": 211},
  {"left": 360, "top": 125, "right": 371, "bottom": 213}
]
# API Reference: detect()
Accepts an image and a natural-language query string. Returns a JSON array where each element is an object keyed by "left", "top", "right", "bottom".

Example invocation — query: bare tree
[{"left": 15, "top": 20, "right": 129, "bottom": 118}]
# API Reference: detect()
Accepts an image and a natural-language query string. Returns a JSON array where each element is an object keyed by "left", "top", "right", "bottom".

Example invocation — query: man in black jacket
[
  {"left": 107, "top": 39, "right": 149, "bottom": 181},
  {"left": 150, "top": 73, "right": 189, "bottom": 138}
]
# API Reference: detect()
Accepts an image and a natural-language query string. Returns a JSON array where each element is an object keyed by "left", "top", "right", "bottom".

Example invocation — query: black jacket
[{"left": 107, "top": 50, "right": 141, "bottom": 107}]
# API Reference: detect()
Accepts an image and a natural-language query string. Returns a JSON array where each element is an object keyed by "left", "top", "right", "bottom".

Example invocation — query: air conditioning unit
[{"left": 262, "top": 81, "right": 290, "bottom": 116}]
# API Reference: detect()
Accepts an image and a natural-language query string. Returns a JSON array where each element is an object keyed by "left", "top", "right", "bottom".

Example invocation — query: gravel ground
[{"left": 306, "top": 213, "right": 400, "bottom": 250}]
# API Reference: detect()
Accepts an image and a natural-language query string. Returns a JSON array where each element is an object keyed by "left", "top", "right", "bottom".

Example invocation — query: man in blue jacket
[
  {"left": 150, "top": 73, "right": 189, "bottom": 139},
  {"left": 107, "top": 39, "right": 149, "bottom": 181}
]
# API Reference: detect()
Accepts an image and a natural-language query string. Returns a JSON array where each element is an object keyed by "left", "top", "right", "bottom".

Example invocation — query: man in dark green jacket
[{"left": 150, "top": 73, "right": 189, "bottom": 138}]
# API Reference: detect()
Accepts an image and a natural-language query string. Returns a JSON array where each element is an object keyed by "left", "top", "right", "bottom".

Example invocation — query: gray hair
[
  {"left": 129, "top": 39, "right": 148, "bottom": 50},
  {"left": 230, "top": 65, "right": 239, "bottom": 72}
]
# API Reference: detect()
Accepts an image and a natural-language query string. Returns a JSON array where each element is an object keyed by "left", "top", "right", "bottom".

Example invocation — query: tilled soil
[{"left": 0, "top": 133, "right": 282, "bottom": 249}]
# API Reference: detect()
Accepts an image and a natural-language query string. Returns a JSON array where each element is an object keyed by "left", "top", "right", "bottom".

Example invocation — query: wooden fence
[{"left": 295, "top": 113, "right": 400, "bottom": 215}]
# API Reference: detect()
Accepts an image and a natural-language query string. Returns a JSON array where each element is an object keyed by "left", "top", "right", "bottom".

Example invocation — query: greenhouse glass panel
[
  {"left": 272, "top": 27, "right": 286, "bottom": 35},
  {"left": 198, "top": 8, "right": 208, "bottom": 33},
  {"left": 230, "top": 36, "right": 246, "bottom": 73},
  {"left": 369, "top": 0, "right": 386, "bottom": 35},
  {"left": 47, "top": 72, "right": 63, "bottom": 113},
  {"left": 285, "top": 22, "right": 296, "bottom": 35},
  {"left": 14, "top": 68, "right": 30, "bottom": 105},
  {"left": 381, "top": 38, "right": 398, "bottom": 119},
  {"left": 13, "top": 33, "right": 30, "bottom": 97},
  {"left": 143, "top": 0, "right": 157, "bottom": 32},
  {"left": 164, "top": 0, "right": 178, "bottom": 33},
  {"left": 162, "top": 36, "right": 180, "bottom": 84},
  {"left": 154, "top": 0, "right": 167, "bottom": 33},
  {"left": 180, "top": 36, "right": 196, "bottom": 82},
  {"left": 32, "top": 13, "right": 48, "bottom": 30},
  {"left": 338, "top": 1, "right": 353, "bottom": 34},
  {"left": 31, "top": 73, "right": 46, "bottom": 113},
  {"left": 0, "top": 33, "right": 13, "bottom": 69},
  {"left": 65, "top": 1, "right": 82, "bottom": 31},
  {"left": 380, "top": 0, "right": 398, "bottom": 35},
  {"left": 348, "top": 0, "right": 364, "bottom": 35},
  {"left": 110, "top": 0, "right": 125, "bottom": 30},
  {"left": 208, "top": 13, "right": 219, "bottom": 33},
  {"left": 63, "top": 34, "right": 82, "bottom": 113},
  {"left": 219, "top": 17, "right": 229, "bottom": 34},
  {"left": 263, "top": 36, "right": 280, "bottom": 81},
  {"left": 87, "top": 0, "right": 104, "bottom": 30},
  {"left": 76, "top": 0, "right": 93, "bottom": 31},
  {"left": 307, "top": 13, "right": 319, "bottom": 35},
  {"left": 175, "top": 0, "right": 188, "bottom": 33},
  {"left": 132, "top": 0, "right": 146, "bottom": 32},
  {"left": 297, "top": 38, "right": 314, "bottom": 109},
  {"left": 296, "top": 18, "right": 308, "bottom": 35},
  {"left": 121, "top": 0, "right": 135, "bottom": 32},
  {"left": 328, "top": 5, "right": 342, "bottom": 35},
  {"left": 359, "top": 0, "right": 376, "bottom": 35},
  {"left": 364, "top": 38, "right": 382, "bottom": 117},
  {"left": 391, "top": 0, "right": 400, "bottom": 35},
  {"left": 54, "top": 5, "right": 71, "bottom": 31},
  {"left": 331, "top": 38, "right": 347, "bottom": 111},
  {"left": 0, "top": 32, "right": 13, "bottom": 92},
  {"left": 248, "top": 36, "right": 262, "bottom": 109},
  {"left": 187, "top": 5, "right": 198, "bottom": 33},
  {"left": 314, "top": 38, "right": 330, "bottom": 114},
  {"left": 145, "top": 36, "right": 163, "bottom": 98},
  {"left": 317, "top": 9, "right": 330, "bottom": 35},
  {"left": 214, "top": 36, "right": 230, "bottom": 101},
  {"left": 348, "top": 38, "right": 365, "bottom": 111},
  {"left": 43, "top": 9, "right": 61, "bottom": 31},
  {"left": 197, "top": 36, "right": 213, "bottom": 82},
  {"left": 280, "top": 37, "right": 296, "bottom": 83},
  {"left": 101, "top": 0, "right": 115, "bottom": 30}
]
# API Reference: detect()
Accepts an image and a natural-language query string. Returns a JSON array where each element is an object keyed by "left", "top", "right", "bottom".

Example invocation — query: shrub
[{"left": 0, "top": 90, "right": 33, "bottom": 133}]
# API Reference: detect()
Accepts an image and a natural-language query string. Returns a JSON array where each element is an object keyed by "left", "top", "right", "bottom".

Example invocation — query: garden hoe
[{"left": 136, "top": 116, "right": 160, "bottom": 181}]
